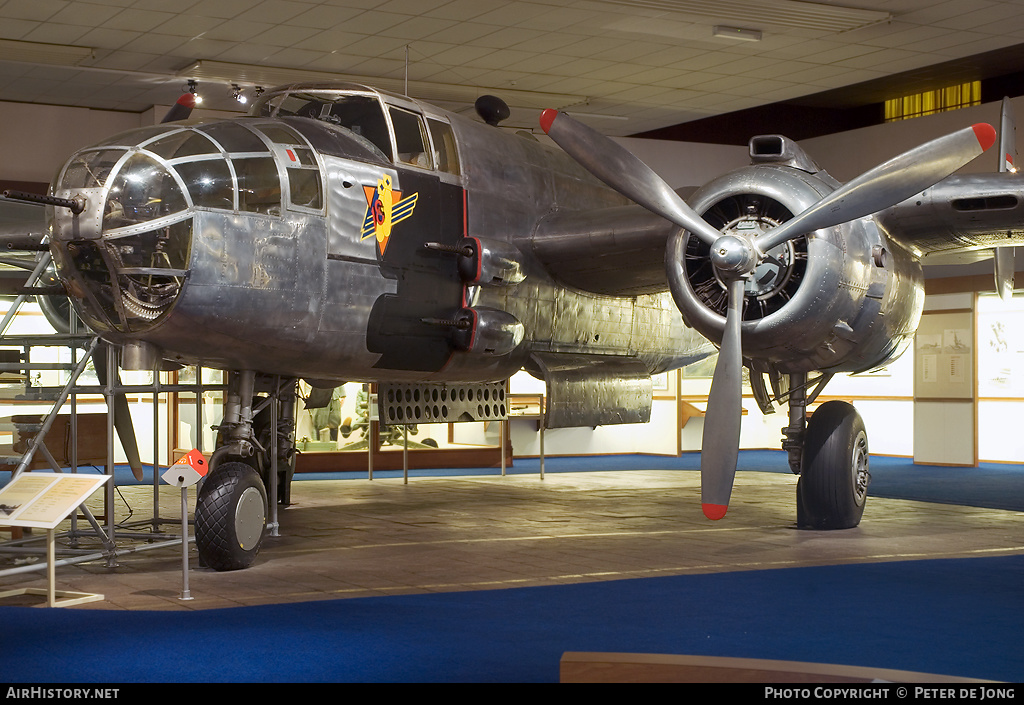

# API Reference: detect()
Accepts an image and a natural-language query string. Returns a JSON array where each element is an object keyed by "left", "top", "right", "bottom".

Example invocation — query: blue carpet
[{"left": 3, "top": 555, "right": 1022, "bottom": 683}]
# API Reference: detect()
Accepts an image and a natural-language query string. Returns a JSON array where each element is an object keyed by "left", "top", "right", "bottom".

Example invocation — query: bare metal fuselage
[{"left": 47, "top": 85, "right": 711, "bottom": 385}]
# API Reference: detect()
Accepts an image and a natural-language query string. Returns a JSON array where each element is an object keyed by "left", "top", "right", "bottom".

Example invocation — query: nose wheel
[{"left": 195, "top": 462, "right": 268, "bottom": 571}]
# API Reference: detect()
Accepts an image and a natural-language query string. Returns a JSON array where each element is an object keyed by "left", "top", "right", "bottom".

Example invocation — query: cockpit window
[
  {"left": 259, "top": 91, "right": 392, "bottom": 161},
  {"left": 389, "top": 107, "right": 431, "bottom": 169},
  {"left": 427, "top": 118, "right": 460, "bottom": 175},
  {"left": 323, "top": 96, "right": 392, "bottom": 159}
]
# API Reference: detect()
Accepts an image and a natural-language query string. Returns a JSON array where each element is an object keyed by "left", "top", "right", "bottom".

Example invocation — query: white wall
[
  {"left": 0, "top": 102, "right": 142, "bottom": 184},
  {"left": 0, "top": 101, "right": 239, "bottom": 184},
  {"left": 612, "top": 136, "right": 749, "bottom": 189}
]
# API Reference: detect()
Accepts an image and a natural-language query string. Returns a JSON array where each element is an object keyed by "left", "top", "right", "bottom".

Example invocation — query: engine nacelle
[{"left": 667, "top": 158, "right": 924, "bottom": 375}]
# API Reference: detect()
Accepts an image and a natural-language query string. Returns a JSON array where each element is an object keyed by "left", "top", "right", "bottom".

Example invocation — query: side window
[
  {"left": 282, "top": 147, "right": 323, "bottom": 210},
  {"left": 427, "top": 118, "right": 460, "bottom": 175},
  {"left": 389, "top": 107, "right": 432, "bottom": 169},
  {"left": 326, "top": 96, "right": 392, "bottom": 160},
  {"left": 235, "top": 157, "right": 281, "bottom": 215},
  {"left": 257, "top": 124, "right": 324, "bottom": 212},
  {"left": 175, "top": 158, "right": 234, "bottom": 210}
]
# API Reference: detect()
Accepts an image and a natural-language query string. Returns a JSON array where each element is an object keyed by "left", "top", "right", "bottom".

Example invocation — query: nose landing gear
[{"left": 195, "top": 371, "right": 297, "bottom": 571}]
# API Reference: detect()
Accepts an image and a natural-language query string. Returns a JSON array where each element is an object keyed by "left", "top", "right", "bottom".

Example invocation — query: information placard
[{"left": 0, "top": 473, "right": 109, "bottom": 530}]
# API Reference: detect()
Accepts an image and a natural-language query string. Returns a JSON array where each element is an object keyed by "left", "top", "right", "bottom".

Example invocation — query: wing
[
  {"left": 876, "top": 96, "right": 1020, "bottom": 299},
  {"left": 0, "top": 197, "right": 47, "bottom": 250},
  {"left": 874, "top": 172, "right": 1024, "bottom": 258},
  {"left": 529, "top": 203, "right": 678, "bottom": 296}
]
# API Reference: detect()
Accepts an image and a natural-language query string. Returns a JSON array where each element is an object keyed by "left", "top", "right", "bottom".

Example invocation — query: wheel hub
[
  {"left": 852, "top": 429, "right": 870, "bottom": 505},
  {"left": 235, "top": 486, "right": 266, "bottom": 550}
]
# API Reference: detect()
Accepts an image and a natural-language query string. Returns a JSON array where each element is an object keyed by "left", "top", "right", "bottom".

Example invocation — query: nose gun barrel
[{"left": 3, "top": 189, "right": 85, "bottom": 215}]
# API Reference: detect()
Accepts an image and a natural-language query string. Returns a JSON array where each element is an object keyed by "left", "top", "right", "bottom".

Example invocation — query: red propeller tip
[
  {"left": 540, "top": 108, "right": 558, "bottom": 134},
  {"left": 178, "top": 93, "right": 196, "bottom": 109},
  {"left": 702, "top": 503, "right": 728, "bottom": 521},
  {"left": 972, "top": 123, "right": 996, "bottom": 152}
]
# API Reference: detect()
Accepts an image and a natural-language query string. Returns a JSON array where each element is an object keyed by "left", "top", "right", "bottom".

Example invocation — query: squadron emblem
[{"left": 361, "top": 174, "right": 418, "bottom": 255}]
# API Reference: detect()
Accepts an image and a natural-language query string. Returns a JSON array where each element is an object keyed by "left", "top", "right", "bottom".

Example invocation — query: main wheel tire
[
  {"left": 797, "top": 400, "right": 870, "bottom": 530},
  {"left": 195, "top": 462, "right": 268, "bottom": 571}
]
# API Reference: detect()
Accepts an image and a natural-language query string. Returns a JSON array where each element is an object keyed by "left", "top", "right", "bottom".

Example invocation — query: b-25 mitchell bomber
[{"left": 7, "top": 81, "right": 1016, "bottom": 571}]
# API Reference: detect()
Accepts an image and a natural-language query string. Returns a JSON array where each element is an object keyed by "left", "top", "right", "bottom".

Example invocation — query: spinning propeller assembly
[{"left": 541, "top": 108, "right": 995, "bottom": 520}]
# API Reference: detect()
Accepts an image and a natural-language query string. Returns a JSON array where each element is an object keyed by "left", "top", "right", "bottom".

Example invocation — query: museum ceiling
[{"left": 0, "top": 0, "right": 1023, "bottom": 139}]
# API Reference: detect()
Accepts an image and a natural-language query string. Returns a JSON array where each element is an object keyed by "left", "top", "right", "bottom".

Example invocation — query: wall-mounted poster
[
  {"left": 977, "top": 293, "right": 1024, "bottom": 398},
  {"left": 914, "top": 310, "right": 974, "bottom": 400}
]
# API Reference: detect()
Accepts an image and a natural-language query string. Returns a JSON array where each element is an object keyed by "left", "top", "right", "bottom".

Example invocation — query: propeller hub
[{"left": 710, "top": 235, "right": 757, "bottom": 277}]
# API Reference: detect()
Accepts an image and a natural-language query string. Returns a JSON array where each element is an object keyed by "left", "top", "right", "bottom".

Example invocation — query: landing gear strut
[{"left": 194, "top": 371, "right": 298, "bottom": 571}]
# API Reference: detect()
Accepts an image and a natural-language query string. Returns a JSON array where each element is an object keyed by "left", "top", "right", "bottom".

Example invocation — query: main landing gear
[
  {"left": 195, "top": 371, "right": 298, "bottom": 571},
  {"left": 767, "top": 371, "right": 870, "bottom": 529}
]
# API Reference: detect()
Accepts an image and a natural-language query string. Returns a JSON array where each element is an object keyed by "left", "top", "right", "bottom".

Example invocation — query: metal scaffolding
[{"left": 0, "top": 289, "right": 226, "bottom": 579}]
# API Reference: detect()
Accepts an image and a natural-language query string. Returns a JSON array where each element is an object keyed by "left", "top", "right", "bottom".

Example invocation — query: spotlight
[
  {"left": 232, "top": 84, "right": 247, "bottom": 104},
  {"left": 186, "top": 79, "right": 202, "bottom": 104}
]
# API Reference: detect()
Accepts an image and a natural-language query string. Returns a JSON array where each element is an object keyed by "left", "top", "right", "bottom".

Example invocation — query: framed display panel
[
  {"left": 913, "top": 298, "right": 977, "bottom": 466},
  {"left": 914, "top": 309, "right": 974, "bottom": 400},
  {"left": 977, "top": 293, "right": 1024, "bottom": 398}
]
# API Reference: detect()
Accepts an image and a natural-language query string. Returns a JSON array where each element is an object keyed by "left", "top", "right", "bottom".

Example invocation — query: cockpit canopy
[{"left": 251, "top": 83, "right": 460, "bottom": 175}]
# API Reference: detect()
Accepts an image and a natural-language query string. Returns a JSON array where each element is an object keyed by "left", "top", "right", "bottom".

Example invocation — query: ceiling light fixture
[
  {"left": 186, "top": 79, "right": 202, "bottom": 104},
  {"left": 0, "top": 39, "right": 94, "bottom": 66},
  {"left": 712, "top": 25, "right": 762, "bottom": 42},
  {"left": 232, "top": 84, "right": 247, "bottom": 104},
  {"left": 594, "top": 0, "right": 890, "bottom": 33}
]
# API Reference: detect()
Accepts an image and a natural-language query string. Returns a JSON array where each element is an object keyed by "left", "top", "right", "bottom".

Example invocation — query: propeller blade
[
  {"left": 700, "top": 277, "right": 746, "bottom": 520},
  {"left": 92, "top": 344, "right": 144, "bottom": 481},
  {"left": 756, "top": 123, "right": 996, "bottom": 253},
  {"left": 540, "top": 109, "right": 722, "bottom": 246},
  {"left": 161, "top": 93, "right": 196, "bottom": 124}
]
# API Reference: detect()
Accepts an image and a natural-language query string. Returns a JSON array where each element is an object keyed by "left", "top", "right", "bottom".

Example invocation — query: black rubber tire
[
  {"left": 195, "top": 462, "right": 268, "bottom": 571},
  {"left": 797, "top": 400, "right": 870, "bottom": 530}
]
